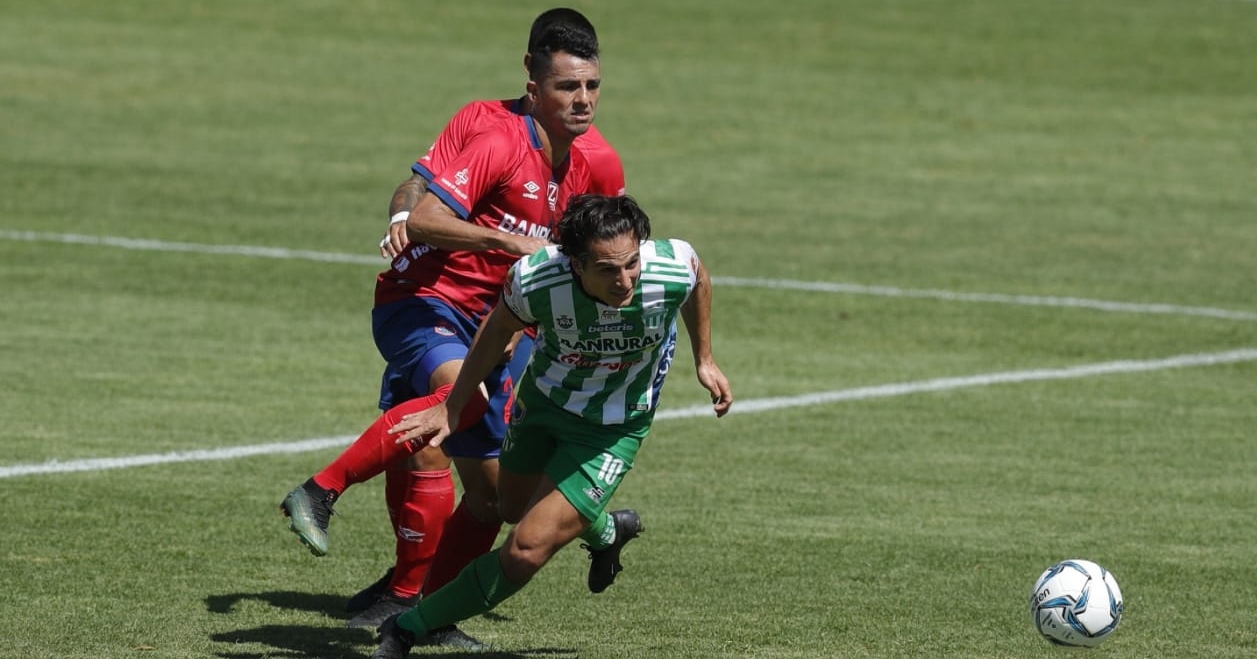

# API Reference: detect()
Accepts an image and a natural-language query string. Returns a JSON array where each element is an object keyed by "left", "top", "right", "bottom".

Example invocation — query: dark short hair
[
  {"left": 527, "top": 8, "right": 599, "bottom": 80},
  {"left": 557, "top": 194, "right": 652, "bottom": 260},
  {"left": 528, "top": 8, "right": 597, "bottom": 53}
]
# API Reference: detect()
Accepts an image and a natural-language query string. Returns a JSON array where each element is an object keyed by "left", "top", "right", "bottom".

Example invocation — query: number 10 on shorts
[{"left": 596, "top": 454, "right": 626, "bottom": 485}]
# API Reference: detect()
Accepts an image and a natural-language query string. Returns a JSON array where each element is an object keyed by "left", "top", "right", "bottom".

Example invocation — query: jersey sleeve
[
  {"left": 575, "top": 129, "right": 627, "bottom": 196},
  {"left": 411, "top": 102, "right": 491, "bottom": 182},
  {"left": 501, "top": 261, "right": 535, "bottom": 324},
  {"left": 426, "top": 127, "right": 517, "bottom": 219},
  {"left": 587, "top": 151, "right": 625, "bottom": 196},
  {"left": 671, "top": 239, "right": 701, "bottom": 300}
]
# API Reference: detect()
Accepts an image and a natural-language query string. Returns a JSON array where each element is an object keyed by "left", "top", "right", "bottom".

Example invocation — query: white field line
[
  {"left": 3, "top": 348, "right": 1254, "bottom": 479},
  {"left": 3, "top": 230, "right": 1256, "bottom": 322}
]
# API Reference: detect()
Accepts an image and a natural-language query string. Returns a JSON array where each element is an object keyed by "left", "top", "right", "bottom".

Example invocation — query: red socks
[
  {"left": 384, "top": 462, "right": 410, "bottom": 535},
  {"left": 311, "top": 384, "right": 488, "bottom": 494},
  {"left": 420, "top": 499, "right": 504, "bottom": 596},
  {"left": 387, "top": 469, "right": 455, "bottom": 599},
  {"left": 305, "top": 383, "right": 491, "bottom": 599}
]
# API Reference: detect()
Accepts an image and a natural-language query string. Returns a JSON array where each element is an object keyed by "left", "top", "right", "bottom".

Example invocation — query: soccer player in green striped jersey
[{"left": 371, "top": 194, "right": 732, "bottom": 657}]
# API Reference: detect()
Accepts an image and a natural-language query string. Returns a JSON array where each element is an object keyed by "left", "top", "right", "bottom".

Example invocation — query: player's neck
[{"left": 530, "top": 116, "right": 574, "bottom": 170}]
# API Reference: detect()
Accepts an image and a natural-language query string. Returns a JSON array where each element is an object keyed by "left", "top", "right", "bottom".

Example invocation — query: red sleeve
[
  {"left": 413, "top": 101, "right": 506, "bottom": 181},
  {"left": 576, "top": 127, "right": 627, "bottom": 196},
  {"left": 426, "top": 124, "right": 519, "bottom": 218}
]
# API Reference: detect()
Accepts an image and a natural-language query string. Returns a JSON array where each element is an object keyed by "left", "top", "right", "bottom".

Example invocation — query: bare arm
[
  {"left": 406, "top": 193, "right": 549, "bottom": 257},
  {"left": 390, "top": 300, "right": 530, "bottom": 447},
  {"left": 380, "top": 174, "right": 430, "bottom": 258},
  {"left": 681, "top": 255, "right": 734, "bottom": 417}
]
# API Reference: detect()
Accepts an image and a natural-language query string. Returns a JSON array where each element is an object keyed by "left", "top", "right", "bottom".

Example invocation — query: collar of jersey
[{"left": 521, "top": 115, "right": 570, "bottom": 171}]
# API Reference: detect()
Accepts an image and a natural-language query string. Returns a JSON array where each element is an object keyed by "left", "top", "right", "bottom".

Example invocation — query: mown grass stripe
[{"left": 4, "top": 348, "right": 1253, "bottom": 479}]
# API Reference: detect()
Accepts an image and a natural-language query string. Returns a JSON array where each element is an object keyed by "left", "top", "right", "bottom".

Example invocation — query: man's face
[
  {"left": 531, "top": 52, "right": 600, "bottom": 140},
  {"left": 572, "top": 232, "right": 640, "bottom": 308}
]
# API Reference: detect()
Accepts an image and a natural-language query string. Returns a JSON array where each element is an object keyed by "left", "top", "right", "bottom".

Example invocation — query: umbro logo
[{"left": 523, "top": 180, "right": 541, "bottom": 200}]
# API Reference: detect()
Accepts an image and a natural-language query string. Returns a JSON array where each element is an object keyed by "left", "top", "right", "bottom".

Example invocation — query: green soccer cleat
[{"left": 278, "top": 479, "right": 337, "bottom": 557}]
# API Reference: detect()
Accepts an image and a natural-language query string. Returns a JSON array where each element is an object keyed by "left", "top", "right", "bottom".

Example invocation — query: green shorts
[{"left": 500, "top": 387, "right": 652, "bottom": 522}]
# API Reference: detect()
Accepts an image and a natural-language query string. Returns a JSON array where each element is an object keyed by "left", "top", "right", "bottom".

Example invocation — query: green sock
[
  {"left": 397, "top": 549, "right": 526, "bottom": 635},
  {"left": 579, "top": 511, "right": 615, "bottom": 550}
]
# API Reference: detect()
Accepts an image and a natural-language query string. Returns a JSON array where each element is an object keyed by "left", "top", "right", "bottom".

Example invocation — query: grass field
[{"left": 3, "top": 0, "right": 1257, "bottom": 657}]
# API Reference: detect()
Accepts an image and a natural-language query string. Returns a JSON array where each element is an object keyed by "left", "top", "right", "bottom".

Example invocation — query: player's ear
[{"left": 526, "top": 80, "right": 539, "bottom": 102}]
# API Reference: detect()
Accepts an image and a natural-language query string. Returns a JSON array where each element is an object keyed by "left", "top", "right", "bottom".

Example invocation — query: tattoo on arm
[{"left": 390, "top": 174, "right": 430, "bottom": 216}]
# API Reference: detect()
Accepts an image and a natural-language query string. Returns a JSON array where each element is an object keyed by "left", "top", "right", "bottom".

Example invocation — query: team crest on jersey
[
  {"left": 547, "top": 181, "right": 559, "bottom": 211},
  {"left": 642, "top": 301, "right": 666, "bottom": 329},
  {"left": 556, "top": 314, "right": 575, "bottom": 330},
  {"left": 522, "top": 180, "right": 540, "bottom": 200},
  {"left": 454, "top": 168, "right": 469, "bottom": 186},
  {"left": 434, "top": 322, "right": 456, "bottom": 337}
]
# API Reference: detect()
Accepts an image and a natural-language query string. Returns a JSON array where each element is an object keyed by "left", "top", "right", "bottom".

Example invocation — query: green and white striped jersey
[{"left": 503, "top": 239, "right": 700, "bottom": 424}]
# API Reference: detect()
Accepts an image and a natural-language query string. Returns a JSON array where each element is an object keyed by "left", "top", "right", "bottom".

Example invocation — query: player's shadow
[
  {"left": 210, "top": 623, "right": 371, "bottom": 659},
  {"left": 206, "top": 591, "right": 573, "bottom": 658},
  {"left": 206, "top": 590, "right": 352, "bottom": 619}
]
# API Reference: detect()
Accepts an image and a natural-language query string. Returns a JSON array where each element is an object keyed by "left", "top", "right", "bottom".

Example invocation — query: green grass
[{"left": 3, "top": 0, "right": 1257, "bottom": 657}]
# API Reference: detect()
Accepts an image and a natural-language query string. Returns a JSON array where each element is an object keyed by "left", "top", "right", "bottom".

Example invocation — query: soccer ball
[{"left": 1029, "top": 559, "right": 1124, "bottom": 648}]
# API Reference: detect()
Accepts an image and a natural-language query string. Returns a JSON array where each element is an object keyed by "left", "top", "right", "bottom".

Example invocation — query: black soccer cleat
[
  {"left": 425, "top": 625, "right": 491, "bottom": 652},
  {"left": 279, "top": 478, "right": 337, "bottom": 557},
  {"left": 371, "top": 613, "right": 415, "bottom": 659},
  {"left": 347, "top": 567, "right": 395, "bottom": 613},
  {"left": 346, "top": 593, "right": 418, "bottom": 629},
  {"left": 583, "top": 509, "right": 644, "bottom": 593}
]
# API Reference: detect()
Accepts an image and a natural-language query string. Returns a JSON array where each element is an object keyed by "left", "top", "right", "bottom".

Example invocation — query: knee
[
  {"left": 407, "top": 443, "right": 451, "bottom": 471},
  {"left": 500, "top": 532, "right": 557, "bottom": 582}
]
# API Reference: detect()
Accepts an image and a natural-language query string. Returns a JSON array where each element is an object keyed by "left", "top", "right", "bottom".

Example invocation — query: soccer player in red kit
[
  {"left": 279, "top": 9, "right": 615, "bottom": 649},
  {"left": 363, "top": 8, "right": 625, "bottom": 633}
]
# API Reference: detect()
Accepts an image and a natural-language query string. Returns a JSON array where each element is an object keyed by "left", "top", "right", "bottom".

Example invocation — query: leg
[
  {"left": 355, "top": 361, "right": 488, "bottom": 625},
  {"left": 280, "top": 380, "right": 487, "bottom": 560},
  {"left": 497, "top": 475, "right": 588, "bottom": 583},
  {"left": 417, "top": 355, "right": 518, "bottom": 598},
  {"left": 392, "top": 475, "right": 585, "bottom": 638},
  {"left": 420, "top": 457, "right": 503, "bottom": 597},
  {"left": 497, "top": 466, "right": 545, "bottom": 525},
  {"left": 278, "top": 395, "right": 448, "bottom": 558}
]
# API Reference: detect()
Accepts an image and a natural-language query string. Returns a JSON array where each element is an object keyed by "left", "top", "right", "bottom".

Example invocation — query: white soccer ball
[{"left": 1029, "top": 559, "right": 1124, "bottom": 648}]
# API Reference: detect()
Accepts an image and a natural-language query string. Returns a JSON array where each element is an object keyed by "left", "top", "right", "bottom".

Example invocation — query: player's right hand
[
  {"left": 379, "top": 221, "right": 409, "bottom": 259},
  {"left": 390, "top": 403, "right": 452, "bottom": 449},
  {"left": 508, "top": 235, "right": 551, "bottom": 257}
]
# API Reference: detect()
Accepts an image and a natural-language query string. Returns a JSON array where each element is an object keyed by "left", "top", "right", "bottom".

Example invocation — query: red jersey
[
  {"left": 375, "top": 114, "right": 593, "bottom": 319},
  {"left": 411, "top": 98, "right": 625, "bottom": 197}
]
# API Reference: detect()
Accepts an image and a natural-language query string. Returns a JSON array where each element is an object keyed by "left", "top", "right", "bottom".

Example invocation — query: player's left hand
[{"left": 696, "top": 360, "right": 733, "bottom": 417}]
